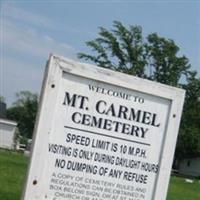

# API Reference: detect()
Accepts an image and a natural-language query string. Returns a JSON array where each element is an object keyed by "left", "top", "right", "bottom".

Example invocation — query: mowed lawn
[
  {"left": 167, "top": 176, "right": 200, "bottom": 200},
  {"left": 0, "top": 150, "right": 29, "bottom": 200},
  {"left": 0, "top": 150, "right": 200, "bottom": 200}
]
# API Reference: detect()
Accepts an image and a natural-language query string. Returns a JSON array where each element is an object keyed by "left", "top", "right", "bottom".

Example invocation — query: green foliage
[
  {"left": 7, "top": 91, "right": 38, "bottom": 139},
  {"left": 176, "top": 72, "right": 200, "bottom": 158},
  {"left": 78, "top": 21, "right": 200, "bottom": 159},
  {"left": 0, "top": 95, "right": 5, "bottom": 103},
  {"left": 78, "top": 21, "right": 147, "bottom": 77},
  {"left": 146, "top": 33, "right": 191, "bottom": 86},
  {"left": 78, "top": 21, "right": 191, "bottom": 85}
]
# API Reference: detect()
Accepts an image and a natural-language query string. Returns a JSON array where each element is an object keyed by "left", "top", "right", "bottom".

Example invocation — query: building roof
[{"left": 0, "top": 118, "right": 17, "bottom": 126}]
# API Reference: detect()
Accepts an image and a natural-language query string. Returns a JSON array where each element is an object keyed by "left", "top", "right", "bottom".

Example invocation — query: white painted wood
[
  {"left": 0, "top": 118, "right": 17, "bottom": 149},
  {"left": 23, "top": 54, "right": 185, "bottom": 200}
]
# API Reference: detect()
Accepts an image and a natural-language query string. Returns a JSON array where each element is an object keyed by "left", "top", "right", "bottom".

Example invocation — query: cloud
[
  {"left": 1, "top": 19, "right": 76, "bottom": 59},
  {"left": 0, "top": 56, "right": 44, "bottom": 106},
  {"left": 1, "top": 2, "right": 55, "bottom": 30},
  {"left": 1, "top": 1, "right": 95, "bottom": 35},
  {"left": 0, "top": 2, "right": 77, "bottom": 106},
  {"left": 0, "top": 2, "right": 77, "bottom": 59}
]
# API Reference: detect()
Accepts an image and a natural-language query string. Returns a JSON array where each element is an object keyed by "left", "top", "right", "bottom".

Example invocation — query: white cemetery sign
[{"left": 23, "top": 55, "right": 185, "bottom": 200}]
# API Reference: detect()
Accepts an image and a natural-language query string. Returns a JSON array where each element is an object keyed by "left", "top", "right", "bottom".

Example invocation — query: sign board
[{"left": 23, "top": 55, "right": 185, "bottom": 200}]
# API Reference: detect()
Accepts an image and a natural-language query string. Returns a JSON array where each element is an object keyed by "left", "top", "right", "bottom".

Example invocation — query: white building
[
  {"left": 179, "top": 158, "right": 200, "bottom": 177},
  {"left": 0, "top": 118, "right": 17, "bottom": 149}
]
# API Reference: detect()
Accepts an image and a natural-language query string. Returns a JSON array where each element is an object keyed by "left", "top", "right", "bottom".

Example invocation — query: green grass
[
  {"left": 167, "top": 176, "right": 200, "bottom": 200},
  {"left": 0, "top": 150, "right": 29, "bottom": 200},
  {"left": 0, "top": 150, "right": 200, "bottom": 200}
]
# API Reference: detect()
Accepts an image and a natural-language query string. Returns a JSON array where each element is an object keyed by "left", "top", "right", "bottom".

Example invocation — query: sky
[{"left": 0, "top": 0, "right": 200, "bottom": 106}]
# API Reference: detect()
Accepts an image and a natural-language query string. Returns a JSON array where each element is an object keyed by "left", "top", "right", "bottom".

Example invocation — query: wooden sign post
[{"left": 23, "top": 55, "right": 185, "bottom": 200}]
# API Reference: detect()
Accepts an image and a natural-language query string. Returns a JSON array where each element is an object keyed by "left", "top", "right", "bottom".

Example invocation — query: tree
[
  {"left": 78, "top": 21, "right": 200, "bottom": 160},
  {"left": 7, "top": 91, "right": 38, "bottom": 139},
  {"left": 176, "top": 72, "right": 200, "bottom": 161},
  {"left": 146, "top": 33, "right": 191, "bottom": 86},
  {"left": 78, "top": 21, "right": 147, "bottom": 77},
  {"left": 78, "top": 21, "right": 191, "bottom": 85},
  {"left": 0, "top": 95, "right": 5, "bottom": 103}
]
